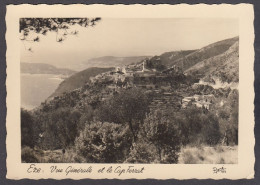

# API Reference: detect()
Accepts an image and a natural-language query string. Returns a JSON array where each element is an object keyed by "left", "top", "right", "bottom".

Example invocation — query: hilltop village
[
  {"left": 43, "top": 58, "right": 231, "bottom": 114},
  {"left": 87, "top": 58, "right": 230, "bottom": 111}
]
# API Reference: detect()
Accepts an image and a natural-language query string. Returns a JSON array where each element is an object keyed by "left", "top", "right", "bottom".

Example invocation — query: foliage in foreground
[
  {"left": 75, "top": 122, "right": 132, "bottom": 163},
  {"left": 21, "top": 87, "right": 238, "bottom": 163},
  {"left": 21, "top": 146, "right": 39, "bottom": 163}
]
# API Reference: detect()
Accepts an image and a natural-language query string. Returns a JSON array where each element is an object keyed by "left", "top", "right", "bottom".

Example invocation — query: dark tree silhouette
[
  {"left": 20, "top": 18, "right": 101, "bottom": 50},
  {"left": 96, "top": 88, "right": 151, "bottom": 141},
  {"left": 21, "top": 108, "right": 35, "bottom": 148}
]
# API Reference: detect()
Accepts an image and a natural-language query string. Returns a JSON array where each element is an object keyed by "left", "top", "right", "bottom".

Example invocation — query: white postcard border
[{"left": 6, "top": 4, "right": 255, "bottom": 180}]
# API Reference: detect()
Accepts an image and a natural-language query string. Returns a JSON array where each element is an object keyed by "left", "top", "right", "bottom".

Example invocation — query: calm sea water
[{"left": 21, "top": 74, "right": 63, "bottom": 110}]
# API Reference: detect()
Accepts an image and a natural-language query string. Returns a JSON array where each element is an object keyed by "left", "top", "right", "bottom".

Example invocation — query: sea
[{"left": 21, "top": 73, "right": 64, "bottom": 110}]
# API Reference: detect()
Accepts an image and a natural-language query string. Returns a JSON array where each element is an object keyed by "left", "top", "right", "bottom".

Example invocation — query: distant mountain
[
  {"left": 21, "top": 63, "right": 75, "bottom": 76},
  {"left": 152, "top": 37, "right": 238, "bottom": 72},
  {"left": 84, "top": 56, "right": 150, "bottom": 68},
  {"left": 143, "top": 36, "right": 238, "bottom": 76},
  {"left": 50, "top": 67, "right": 113, "bottom": 98},
  {"left": 186, "top": 40, "right": 239, "bottom": 84}
]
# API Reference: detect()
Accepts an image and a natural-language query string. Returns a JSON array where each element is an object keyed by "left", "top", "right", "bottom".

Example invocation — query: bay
[{"left": 21, "top": 73, "right": 63, "bottom": 110}]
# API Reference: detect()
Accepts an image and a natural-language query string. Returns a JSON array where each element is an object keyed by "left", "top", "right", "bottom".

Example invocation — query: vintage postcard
[{"left": 6, "top": 4, "right": 254, "bottom": 179}]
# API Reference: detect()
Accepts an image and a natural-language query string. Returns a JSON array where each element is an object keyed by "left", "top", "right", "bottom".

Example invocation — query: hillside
[
  {"left": 169, "top": 36, "right": 239, "bottom": 71},
  {"left": 155, "top": 50, "right": 196, "bottom": 67},
  {"left": 50, "top": 67, "right": 113, "bottom": 98},
  {"left": 50, "top": 36, "right": 239, "bottom": 98},
  {"left": 185, "top": 40, "right": 239, "bottom": 84},
  {"left": 21, "top": 63, "right": 75, "bottom": 75},
  {"left": 84, "top": 56, "right": 150, "bottom": 68}
]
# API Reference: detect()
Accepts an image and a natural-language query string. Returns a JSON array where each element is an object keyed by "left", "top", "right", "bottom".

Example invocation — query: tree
[
  {"left": 21, "top": 109, "right": 35, "bottom": 148},
  {"left": 145, "top": 57, "right": 167, "bottom": 71},
  {"left": 228, "top": 89, "right": 238, "bottom": 145},
  {"left": 175, "top": 106, "right": 205, "bottom": 145},
  {"left": 75, "top": 122, "right": 132, "bottom": 163},
  {"left": 125, "top": 138, "right": 159, "bottom": 163},
  {"left": 78, "top": 104, "right": 94, "bottom": 130},
  {"left": 200, "top": 113, "right": 221, "bottom": 145},
  {"left": 142, "top": 110, "right": 181, "bottom": 163},
  {"left": 218, "top": 89, "right": 238, "bottom": 145},
  {"left": 21, "top": 146, "right": 39, "bottom": 163},
  {"left": 169, "top": 106, "right": 221, "bottom": 146},
  {"left": 212, "top": 89, "right": 238, "bottom": 146},
  {"left": 34, "top": 107, "right": 81, "bottom": 150},
  {"left": 20, "top": 18, "right": 101, "bottom": 51},
  {"left": 96, "top": 87, "right": 151, "bottom": 141}
]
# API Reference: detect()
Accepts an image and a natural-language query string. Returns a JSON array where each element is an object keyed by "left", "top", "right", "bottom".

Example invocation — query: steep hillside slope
[
  {"left": 156, "top": 50, "right": 196, "bottom": 67},
  {"left": 50, "top": 67, "right": 113, "bottom": 98},
  {"left": 186, "top": 40, "right": 239, "bottom": 83},
  {"left": 172, "top": 36, "right": 239, "bottom": 71},
  {"left": 21, "top": 63, "right": 75, "bottom": 75}
]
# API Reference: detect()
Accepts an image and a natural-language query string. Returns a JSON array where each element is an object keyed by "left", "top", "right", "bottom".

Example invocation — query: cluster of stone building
[
  {"left": 182, "top": 94, "right": 214, "bottom": 109},
  {"left": 44, "top": 58, "right": 218, "bottom": 117},
  {"left": 86, "top": 60, "right": 215, "bottom": 112}
]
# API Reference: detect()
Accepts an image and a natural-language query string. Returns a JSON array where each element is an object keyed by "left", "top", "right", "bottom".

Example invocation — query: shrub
[
  {"left": 125, "top": 139, "right": 159, "bottom": 163},
  {"left": 95, "top": 87, "right": 151, "bottom": 141},
  {"left": 181, "top": 150, "right": 197, "bottom": 164},
  {"left": 21, "top": 146, "right": 39, "bottom": 163},
  {"left": 213, "top": 89, "right": 238, "bottom": 145},
  {"left": 35, "top": 107, "right": 82, "bottom": 150},
  {"left": 142, "top": 110, "right": 181, "bottom": 163},
  {"left": 200, "top": 113, "right": 221, "bottom": 145},
  {"left": 21, "top": 109, "right": 35, "bottom": 148},
  {"left": 173, "top": 107, "right": 221, "bottom": 146},
  {"left": 75, "top": 122, "right": 132, "bottom": 163}
]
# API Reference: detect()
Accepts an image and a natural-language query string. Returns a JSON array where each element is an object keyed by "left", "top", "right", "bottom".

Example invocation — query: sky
[{"left": 20, "top": 18, "right": 239, "bottom": 71}]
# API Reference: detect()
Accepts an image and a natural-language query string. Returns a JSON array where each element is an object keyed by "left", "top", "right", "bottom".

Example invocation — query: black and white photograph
[
  {"left": 5, "top": 4, "right": 255, "bottom": 180},
  {"left": 20, "top": 17, "right": 239, "bottom": 164}
]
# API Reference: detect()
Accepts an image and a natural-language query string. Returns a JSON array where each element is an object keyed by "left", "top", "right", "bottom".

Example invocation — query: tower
[{"left": 142, "top": 61, "right": 145, "bottom": 72}]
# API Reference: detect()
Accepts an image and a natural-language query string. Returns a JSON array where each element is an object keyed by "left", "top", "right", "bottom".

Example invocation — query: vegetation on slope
[
  {"left": 50, "top": 67, "right": 113, "bottom": 97},
  {"left": 172, "top": 36, "right": 239, "bottom": 71},
  {"left": 156, "top": 50, "right": 196, "bottom": 67},
  {"left": 22, "top": 86, "right": 238, "bottom": 163},
  {"left": 143, "top": 36, "right": 238, "bottom": 76},
  {"left": 186, "top": 41, "right": 239, "bottom": 83}
]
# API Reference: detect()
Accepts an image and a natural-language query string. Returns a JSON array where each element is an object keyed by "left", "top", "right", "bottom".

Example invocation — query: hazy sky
[{"left": 21, "top": 18, "right": 238, "bottom": 71}]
